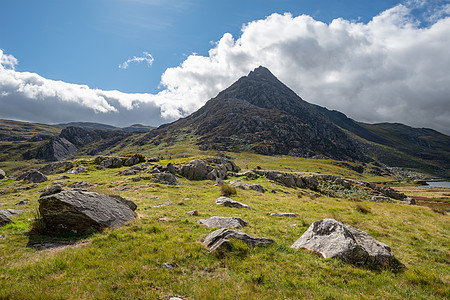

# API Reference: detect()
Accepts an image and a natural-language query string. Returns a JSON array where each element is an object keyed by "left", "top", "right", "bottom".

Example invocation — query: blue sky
[{"left": 1, "top": 0, "right": 450, "bottom": 134}]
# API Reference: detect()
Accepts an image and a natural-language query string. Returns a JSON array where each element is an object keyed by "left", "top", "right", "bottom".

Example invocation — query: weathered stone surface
[
  {"left": 204, "top": 228, "right": 274, "bottom": 252},
  {"left": 403, "top": 198, "right": 416, "bottom": 205},
  {"left": 216, "top": 197, "right": 252, "bottom": 209},
  {"left": 71, "top": 181, "right": 90, "bottom": 188},
  {"left": 0, "top": 213, "right": 12, "bottom": 227},
  {"left": 38, "top": 189, "right": 137, "bottom": 234},
  {"left": 17, "top": 170, "right": 48, "bottom": 183},
  {"left": 291, "top": 218, "right": 396, "bottom": 268},
  {"left": 230, "top": 180, "right": 265, "bottom": 193},
  {"left": 0, "top": 169, "right": 5, "bottom": 179},
  {"left": 151, "top": 172, "right": 179, "bottom": 186},
  {"left": 370, "top": 196, "right": 394, "bottom": 203},
  {"left": 39, "top": 161, "right": 74, "bottom": 175},
  {"left": 110, "top": 195, "right": 137, "bottom": 211},
  {"left": 67, "top": 166, "right": 87, "bottom": 174},
  {"left": 98, "top": 157, "right": 123, "bottom": 169},
  {"left": 179, "top": 160, "right": 208, "bottom": 180},
  {"left": 187, "top": 210, "right": 198, "bottom": 216},
  {"left": 374, "top": 186, "right": 406, "bottom": 200},
  {"left": 123, "top": 155, "right": 143, "bottom": 167},
  {"left": 0, "top": 209, "right": 24, "bottom": 218},
  {"left": 165, "top": 163, "right": 177, "bottom": 175},
  {"left": 269, "top": 213, "right": 297, "bottom": 217},
  {"left": 206, "top": 156, "right": 241, "bottom": 172},
  {"left": 40, "top": 184, "right": 63, "bottom": 197},
  {"left": 198, "top": 216, "right": 248, "bottom": 229}
]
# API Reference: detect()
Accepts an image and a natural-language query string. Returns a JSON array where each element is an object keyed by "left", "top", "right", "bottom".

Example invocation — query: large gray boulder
[
  {"left": 198, "top": 216, "right": 248, "bottom": 229},
  {"left": 0, "top": 169, "right": 5, "bottom": 179},
  {"left": 179, "top": 160, "right": 208, "bottom": 180},
  {"left": 38, "top": 189, "right": 137, "bottom": 234},
  {"left": 204, "top": 228, "right": 274, "bottom": 252},
  {"left": 151, "top": 172, "right": 179, "bottom": 186},
  {"left": 17, "top": 170, "right": 48, "bottom": 183},
  {"left": 291, "top": 218, "right": 396, "bottom": 268},
  {"left": 216, "top": 197, "right": 252, "bottom": 209},
  {"left": 98, "top": 157, "right": 123, "bottom": 169}
]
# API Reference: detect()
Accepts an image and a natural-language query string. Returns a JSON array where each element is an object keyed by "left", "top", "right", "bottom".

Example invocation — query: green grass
[{"left": 0, "top": 153, "right": 449, "bottom": 299}]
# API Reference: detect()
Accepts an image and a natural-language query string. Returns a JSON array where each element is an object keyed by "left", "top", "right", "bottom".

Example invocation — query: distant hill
[{"left": 56, "top": 122, "right": 154, "bottom": 133}]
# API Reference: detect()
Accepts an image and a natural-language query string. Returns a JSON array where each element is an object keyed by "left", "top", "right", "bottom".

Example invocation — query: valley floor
[{"left": 0, "top": 153, "right": 449, "bottom": 299}]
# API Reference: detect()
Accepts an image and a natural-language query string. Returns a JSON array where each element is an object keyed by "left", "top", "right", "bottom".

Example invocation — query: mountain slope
[{"left": 139, "top": 67, "right": 366, "bottom": 161}]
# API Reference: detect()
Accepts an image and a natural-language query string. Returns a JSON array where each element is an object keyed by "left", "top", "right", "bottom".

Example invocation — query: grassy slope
[{"left": 0, "top": 154, "right": 449, "bottom": 299}]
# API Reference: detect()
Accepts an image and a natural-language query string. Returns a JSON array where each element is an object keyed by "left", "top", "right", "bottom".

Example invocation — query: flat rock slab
[
  {"left": 39, "top": 189, "right": 137, "bottom": 234},
  {"left": 291, "top": 218, "right": 396, "bottom": 268},
  {"left": 204, "top": 228, "right": 274, "bottom": 252},
  {"left": 198, "top": 216, "right": 248, "bottom": 229},
  {"left": 216, "top": 197, "right": 252, "bottom": 209},
  {"left": 153, "top": 202, "right": 174, "bottom": 208},
  {"left": 0, "top": 209, "right": 24, "bottom": 218},
  {"left": 269, "top": 213, "right": 297, "bottom": 217}
]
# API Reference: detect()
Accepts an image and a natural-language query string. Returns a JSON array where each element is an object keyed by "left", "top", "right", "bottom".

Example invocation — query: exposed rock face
[
  {"left": 374, "top": 186, "right": 407, "bottom": 200},
  {"left": 254, "top": 170, "right": 318, "bottom": 190},
  {"left": 151, "top": 172, "right": 179, "bottom": 186},
  {"left": 38, "top": 189, "right": 137, "bottom": 234},
  {"left": 204, "top": 228, "right": 274, "bottom": 252},
  {"left": 216, "top": 197, "right": 252, "bottom": 209},
  {"left": 98, "top": 157, "right": 123, "bottom": 169},
  {"left": 17, "top": 170, "right": 48, "bottom": 183},
  {"left": 206, "top": 156, "right": 241, "bottom": 172},
  {"left": 198, "top": 216, "right": 248, "bottom": 229},
  {"left": 291, "top": 218, "right": 396, "bottom": 268},
  {"left": 39, "top": 161, "right": 74, "bottom": 175},
  {"left": 123, "top": 154, "right": 145, "bottom": 166},
  {"left": 0, "top": 169, "right": 5, "bottom": 179},
  {"left": 179, "top": 160, "right": 208, "bottom": 180},
  {"left": 23, "top": 137, "right": 78, "bottom": 161},
  {"left": 230, "top": 180, "right": 265, "bottom": 193},
  {"left": 67, "top": 166, "right": 87, "bottom": 174},
  {"left": 40, "top": 184, "right": 63, "bottom": 197},
  {"left": 269, "top": 213, "right": 297, "bottom": 217}
]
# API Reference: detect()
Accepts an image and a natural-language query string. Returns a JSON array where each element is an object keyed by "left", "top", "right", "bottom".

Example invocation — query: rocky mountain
[{"left": 138, "top": 66, "right": 450, "bottom": 177}]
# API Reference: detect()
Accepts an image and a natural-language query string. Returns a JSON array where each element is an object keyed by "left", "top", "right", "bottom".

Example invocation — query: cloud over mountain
[{"left": 1, "top": 2, "right": 449, "bottom": 133}]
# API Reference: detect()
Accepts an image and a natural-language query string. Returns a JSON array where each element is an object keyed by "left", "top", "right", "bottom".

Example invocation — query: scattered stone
[
  {"left": 198, "top": 216, "right": 248, "bottom": 229},
  {"left": 230, "top": 180, "right": 265, "bottom": 193},
  {"left": 151, "top": 172, "right": 179, "bottom": 186},
  {"left": 15, "top": 199, "right": 29, "bottom": 205},
  {"left": 56, "top": 175, "right": 70, "bottom": 180},
  {"left": 269, "top": 213, "right": 297, "bottom": 217},
  {"left": 169, "top": 297, "right": 183, "bottom": 300},
  {"left": 150, "top": 196, "right": 159, "bottom": 200},
  {"left": 162, "top": 263, "right": 176, "bottom": 270},
  {"left": 38, "top": 189, "right": 137, "bottom": 234},
  {"left": 71, "top": 181, "right": 90, "bottom": 188},
  {"left": 98, "top": 157, "right": 123, "bottom": 169},
  {"left": 291, "top": 218, "right": 396, "bottom": 268},
  {"left": 0, "top": 213, "right": 13, "bottom": 227},
  {"left": 0, "top": 209, "right": 24, "bottom": 218},
  {"left": 215, "top": 197, "right": 252, "bottom": 209},
  {"left": 147, "top": 157, "right": 160, "bottom": 162},
  {"left": 153, "top": 202, "right": 174, "bottom": 208},
  {"left": 179, "top": 160, "right": 208, "bottom": 180},
  {"left": 270, "top": 189, "right": 276, "bottom": 193},
  {"left": 67, "top": 166, "right": 87, "bottom": 174},
  {"left": 17, "top": 170, "right": 48, "bottom": 183},
  {"left": 40, "top": 184, "right": 63, "bottom": 197},
  {"left": 402, "top": 198, "right": 416, "bottom": 205},
  {"left": 204, "top": 228, "right": 274, "bottom": 252},
  {"left": 370, "top": 196, "right": 393, "bottom": 203},
  {"left": 0, "top": 169, "right": 6, "bottom": 179},
  {"left": 187, "top": 210, "right": 198, "bottom": 216},
  {"left": 38, "top": 161, "right": 74, "bottom": 175}
]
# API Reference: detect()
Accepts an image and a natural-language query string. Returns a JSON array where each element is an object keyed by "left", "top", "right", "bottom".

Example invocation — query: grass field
[{"left": 0, "top": 153, "right": 449, "bottom": 299}]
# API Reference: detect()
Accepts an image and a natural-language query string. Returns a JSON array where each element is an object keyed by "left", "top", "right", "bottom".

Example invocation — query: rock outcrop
[
  {"left": 38, "top": 161, "right": 74, "bottom": 175},
  {"left": 230, "top": 180, "right": 265, "bottom": 193},
  {"left": 204, "top": 228, "right": 274, "bottom": 252},
  {"left": 38, "top": 189, "right": 137, "bottom": 234},
  {"left": 151, "top": 172, "right": 179, "bottom": 186},
  {"left": 179, "top": 160, "right": 208, "bottom": 180},
  {"left": 17, "top": 170, "right": 48, "bottom": 183},
  {"left": 67, "top": 166, "right": 87, "bottom": 174},
  {"left": 198, "top": 216, "right": 248, "bottom": 229},
  {"left": 216, "top": 197, "right": 252, "bottom": 209},
  {"left": 291, "top": 218, "right": 396, "bottom": 268},
  {"left": 98, "top": 157, "right": 123, "bottom": 169}
]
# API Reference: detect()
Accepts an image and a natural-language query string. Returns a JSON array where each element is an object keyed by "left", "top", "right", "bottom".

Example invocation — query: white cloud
[
  {"left": 118, "top": 51, "right": 154, "bottom": 69},
  {"left": 1, "top": 2, "right": 450, "bottom": 134},
  {"left": 0, "top": 49, "right": 18, "bottom": 70}
]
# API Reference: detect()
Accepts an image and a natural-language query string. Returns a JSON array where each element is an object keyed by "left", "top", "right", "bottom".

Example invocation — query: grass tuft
[{"left": 220, "top": 184, "right": 237, "bottom": 197}]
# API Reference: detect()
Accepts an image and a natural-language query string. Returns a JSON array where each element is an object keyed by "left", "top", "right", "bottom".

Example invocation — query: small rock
[
  {"left": 204, "top": 228, "right": 274, "bottom": 252},
  {"left": 150, "top": 196, "right": 159, "bottom": 200},
  {"left": 187, "top": 210, "right": 198, "bottom": 216},
  {"left": 402, "top": 198, "right": 416, "bottom": 205},
  {"left": 216, "top": 197, "right": 252, "bottom": 209},
  {"left": 0, "top": 213, "right": 13, "bottom": 227},
  {"left": 67, "top": 166, "right": 87, "bottom": 174},
  {"left": 15, "top": 199, "right": 29, "bottom": 205},
  {"left": 0, "top": 169, "right": 6, "bottom": 179},
  {"left": 56, "top": 175, "right": 70, "bottom": 180},
  {"left": 198, "top": 216, "right": 248, "bottom": 229},
  {"left": 0, "top": 209, "right": 24, "bottom": 218},
  {"left": 132, "top": 177, "right": 142, "bottom": 182},
  {"left": 162, "top": 263, "right": 176, "bottom": 270},
  {"left": 17, "top": 170, "right": 48, "bottom": 183},
  {"left": 71, "top": 181, "right": 90, "bottom": 188},
  {"left": 153, "top": 202, "right": 174, "bottom": 208},
  {"left": 40, "top": 185, "right": 63, "bottom": 197},
  {"left": 269, "top": 213, "right": 297, "bottom": 217}
]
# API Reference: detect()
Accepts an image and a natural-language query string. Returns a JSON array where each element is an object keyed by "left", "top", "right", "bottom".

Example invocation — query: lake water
[{"left": 426, "top": 181, "right": 450, "bottom": 189}]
